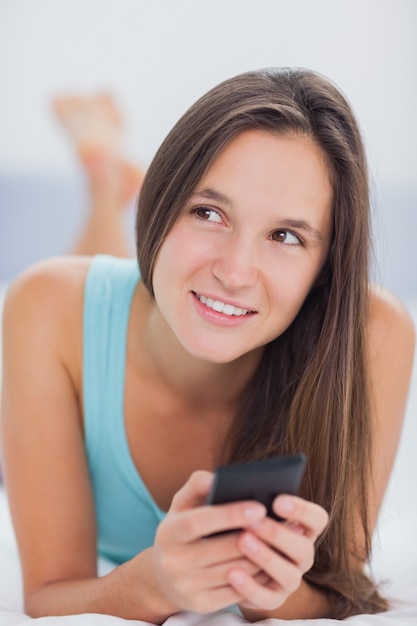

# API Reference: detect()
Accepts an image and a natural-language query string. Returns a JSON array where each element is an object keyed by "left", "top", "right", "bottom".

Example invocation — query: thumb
[{"left": 170, "top": 470, "right": 214, "bottom": 513}]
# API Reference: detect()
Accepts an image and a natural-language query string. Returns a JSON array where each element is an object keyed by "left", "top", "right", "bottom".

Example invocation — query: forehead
[{"left": 195, "top": 129, "right": 333, "bottom": 213}]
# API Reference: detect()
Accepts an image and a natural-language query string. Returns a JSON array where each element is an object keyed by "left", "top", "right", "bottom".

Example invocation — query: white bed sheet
[{"left": 0, "top": 287, "right": 416, "bottom": 625}]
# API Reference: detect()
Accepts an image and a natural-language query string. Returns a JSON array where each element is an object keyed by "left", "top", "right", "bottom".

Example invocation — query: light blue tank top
[{"left": 83, "top": 255, "right": 166, "bottom": 565}]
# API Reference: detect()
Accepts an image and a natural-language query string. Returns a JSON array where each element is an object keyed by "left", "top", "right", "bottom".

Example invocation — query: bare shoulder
[
  {"left": 4, "top": 256, "right": 91, "bottom": 335},
  {"left": 368, "top": 285, "right": 415, "bottom": 359},
  {"left": 5, "top": 255, "right": 91, "bottom": 310},
  {"left": 3, "top": 256, "right": 93, "bottom": 389},
  {"left": 367, "top": 284, "right": 415, "bottom": 405}
]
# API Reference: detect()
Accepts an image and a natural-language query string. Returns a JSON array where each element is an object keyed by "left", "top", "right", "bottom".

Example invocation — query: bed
[{"left": 1, "top": 285, "right": 416, "bottom": 625}]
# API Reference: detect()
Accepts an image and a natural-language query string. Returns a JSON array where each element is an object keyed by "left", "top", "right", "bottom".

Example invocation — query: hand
[
  {"left": 148, "top": 471, "right": 267, "bottom": 614},
  {"left": 228, "top": 494, "right": 329, "bottom": 613}
]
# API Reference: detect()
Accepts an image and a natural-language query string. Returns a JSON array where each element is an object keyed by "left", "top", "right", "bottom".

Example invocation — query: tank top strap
[{"left": 83, "top": 254, "right": 139, "bottom": 464}]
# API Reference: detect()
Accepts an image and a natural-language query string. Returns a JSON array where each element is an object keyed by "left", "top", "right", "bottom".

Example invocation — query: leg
[{"left": 53, "top": 94, "right": 144, "bottom": 257}]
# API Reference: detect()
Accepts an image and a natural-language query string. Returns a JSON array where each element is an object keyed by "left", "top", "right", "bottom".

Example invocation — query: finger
[
  {"left": 237, "top": 531, "right": 302, "bottom": 593},
  {"left": 192, "top": 530, "right": 244, "bottom": 567},
  {"left": 228, "top": 568, "right": 286, "bottom": 611},
  {"left": 168, "top": 500, "right": 267, "bottom": 544},
  {"left": 248, "top": 517, "right": 315, "bottom": 571},
  {"left": 169, "top": 470, "right": 215, "bottom": 513},
  {"left": 159, "top": 529, "right": 245, "bottom": 569},
  {"left": 273, "top": 495, "right": 329, "bottom": 541},
  {"left": 190, "top": 556, "right": 262, "bottom": 590}
]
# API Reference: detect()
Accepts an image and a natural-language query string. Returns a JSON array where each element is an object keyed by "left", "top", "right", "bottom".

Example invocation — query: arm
[
  {"left": 230, "top": 287, "right": 415, "bottom": 622},
  {"left": 0, "top": 260, "right": 163, "bottom": 619},
  {"left": 0, "top": 261, "right": 268, "bottom": 621},
  {"left": 1, "top": 258, "right": 104, "bottom": 615}
]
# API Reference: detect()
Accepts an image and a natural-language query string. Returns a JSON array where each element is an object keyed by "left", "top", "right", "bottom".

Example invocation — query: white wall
[{"left": 0, "top": 0, "right": 416, "bottom": 294}]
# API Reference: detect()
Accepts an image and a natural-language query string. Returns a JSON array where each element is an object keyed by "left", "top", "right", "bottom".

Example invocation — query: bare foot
[
  {"left": 53, "top": 93, "right": 122, "bottom": 158},
  {"left": 84, "top": 151, "right": 145, "bottom": 211},
  {"left": 53, "top": 93, "right": 144, "bottom": 211},
  {"left": 53, "top": 93, "right": 144, "bottom": 257}
]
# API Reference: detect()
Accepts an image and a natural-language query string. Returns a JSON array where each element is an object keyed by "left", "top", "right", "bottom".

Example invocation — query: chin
[
  {"left": 177, "top": 334, "right": 235, "bottom": 363},
  {"left": 187, "top": 346, "right": 240, "bottom": 364},
  {"left": 183, "top": 335, "right": 261, "bottom": 365}
]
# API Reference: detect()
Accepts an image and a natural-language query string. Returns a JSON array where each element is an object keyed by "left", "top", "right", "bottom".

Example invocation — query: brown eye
[
  {"left": 193, "top": 207, "right": 222, "bottom": 223},
  {"left": 271, "top": 230, "right": 301, "bottom": 245}
]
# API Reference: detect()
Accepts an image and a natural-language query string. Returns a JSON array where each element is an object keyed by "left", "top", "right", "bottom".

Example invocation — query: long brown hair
[{"left": 136, "top": 68, "right": 387, "bottom": 617}]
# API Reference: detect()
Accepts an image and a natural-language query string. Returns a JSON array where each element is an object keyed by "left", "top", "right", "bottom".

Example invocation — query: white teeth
[{"left": 196, "top": 294, "right": 249, "bottom": 316}]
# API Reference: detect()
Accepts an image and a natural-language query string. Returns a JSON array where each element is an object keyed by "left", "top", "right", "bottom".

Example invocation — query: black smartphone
[{"left": 206, "top": 454, "right": 306, "bottom": 522}]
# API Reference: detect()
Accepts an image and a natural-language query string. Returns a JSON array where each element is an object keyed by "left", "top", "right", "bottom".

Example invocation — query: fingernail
[
  {"left": 244, "top": 505, "right": 265, "bottom": 519},
  {"left": 277, "top": 496, "right": 295, "bottom": 513},
  {"left": 229, "top": 571, "right": 245, "bottom": 586},
  {"left": 243, "top": 534, "right": 258, "bottom": 553}
]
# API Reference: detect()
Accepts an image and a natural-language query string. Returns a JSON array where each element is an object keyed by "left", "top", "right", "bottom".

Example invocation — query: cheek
[
  {"left": 159, "top": 228, "right": 218, "bottom": 276},
  {"left": 152, "top": 229, "right": 209, "bottom": 294},
  {"left": 279, "top": 256, "right": 320, "bottom": 288},
  {"left": 267, "top": 260, "right": 321, "bottom": 313},
  {"left": 154, "top": 229, "right": 187, "bottom": 274}
]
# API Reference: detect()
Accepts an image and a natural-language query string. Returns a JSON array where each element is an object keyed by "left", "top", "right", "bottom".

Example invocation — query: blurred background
[{"left": 0, "top": 0, "right": 416, "bottom": 298}]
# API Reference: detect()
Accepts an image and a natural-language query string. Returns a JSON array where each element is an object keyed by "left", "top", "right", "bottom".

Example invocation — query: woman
[{"left": 1, "top": 67, "right": 414, "bottom": 622}]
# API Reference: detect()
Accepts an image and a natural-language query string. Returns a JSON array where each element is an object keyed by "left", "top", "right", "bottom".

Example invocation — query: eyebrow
[
  {"left": 192, "top": 187, "right": 324, "bottom": 242},
  {"left": 192, "top": 187, "right": 233, "bottom": 207},
  {"left": 277, "top": 219, "right": 324, "bottom": 242}
]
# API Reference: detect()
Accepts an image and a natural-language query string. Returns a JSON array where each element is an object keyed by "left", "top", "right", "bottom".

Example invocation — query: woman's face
[{"left": 152, "top": 129, "right": 333, "bottom": 364}]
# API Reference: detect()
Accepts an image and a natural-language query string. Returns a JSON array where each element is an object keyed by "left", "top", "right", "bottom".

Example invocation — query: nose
[{"left": 212, "top": 236, "right": 258, "bottom": 290}]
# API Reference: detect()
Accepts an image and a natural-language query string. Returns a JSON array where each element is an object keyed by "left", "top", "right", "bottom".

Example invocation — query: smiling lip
[{"left": 192, "top": 291, "right": 257, "bottom": 325}]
